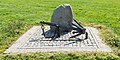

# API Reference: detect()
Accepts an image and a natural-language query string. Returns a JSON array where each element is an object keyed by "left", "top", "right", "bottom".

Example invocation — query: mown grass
[
  {"left": 0, "top": 0, "right": 120, "bottom": 59},
  {"left": 0, "top": 52, "right": 120, "bottom": 60}
]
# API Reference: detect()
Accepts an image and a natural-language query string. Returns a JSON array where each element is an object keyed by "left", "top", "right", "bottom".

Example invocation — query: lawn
[{"left": 0, "top": 0, "right": 120, "bottom": 59}]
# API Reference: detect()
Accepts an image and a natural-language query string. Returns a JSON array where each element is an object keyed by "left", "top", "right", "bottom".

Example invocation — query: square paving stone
[{"left": 3, "top": 26, "right": 112, "bottom": 53}]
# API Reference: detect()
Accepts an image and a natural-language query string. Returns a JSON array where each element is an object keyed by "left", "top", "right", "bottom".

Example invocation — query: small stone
[{"left": 50, "top": 4, "right": 73, "bottom": 32}]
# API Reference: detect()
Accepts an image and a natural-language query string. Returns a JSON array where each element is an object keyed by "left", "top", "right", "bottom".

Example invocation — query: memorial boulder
[
  {"left": 50, "top": 4, "right": 73, "bottom": 32},
  {"left": 40, "top": 4, "right": 87, "bottom": 39}
]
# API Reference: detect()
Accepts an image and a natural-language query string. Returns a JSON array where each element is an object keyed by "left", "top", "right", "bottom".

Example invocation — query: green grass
[
  {"left": 0, "top": 0, "right": 120, "bottom": 59},
  {"left": 0, "top": 52, "right": 120, "bottom": 60}
]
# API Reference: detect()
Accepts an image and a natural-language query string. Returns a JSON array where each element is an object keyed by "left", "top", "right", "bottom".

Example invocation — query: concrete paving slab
[{"left": 3, "top": 26, "right": 112, "bottom": 53}]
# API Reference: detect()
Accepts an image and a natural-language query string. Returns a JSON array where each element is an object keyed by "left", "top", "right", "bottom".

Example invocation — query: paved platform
[{"left": 4, "top": 26, "right": 112, "bottom": 53}]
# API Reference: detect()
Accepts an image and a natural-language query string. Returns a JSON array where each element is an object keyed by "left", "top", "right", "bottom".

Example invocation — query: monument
[
  {"left": 3, "top": 4, "right": 112, "bottom": 53},
  {"left": 40, "top": 4, "right": 88, "bottom": 39}
]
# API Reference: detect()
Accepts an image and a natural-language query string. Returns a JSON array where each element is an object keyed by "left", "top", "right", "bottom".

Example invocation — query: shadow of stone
[
  {"left": 42, "top": 29, "right": 70, "bottom": 38},
  {"left": 63, "top": 38, "right": 83, "bottom": 46}
]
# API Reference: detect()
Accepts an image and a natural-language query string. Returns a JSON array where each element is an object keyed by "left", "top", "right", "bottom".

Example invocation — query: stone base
[{"left": 3, "top": 26, "right": 112, "bottom": 53}]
